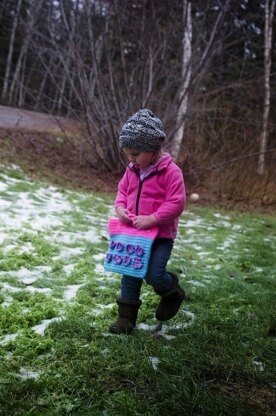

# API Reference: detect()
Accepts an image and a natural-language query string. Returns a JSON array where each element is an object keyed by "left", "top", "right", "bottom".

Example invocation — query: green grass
[{"left": 0, "top": 164, "right": 275, "bottom": 415}]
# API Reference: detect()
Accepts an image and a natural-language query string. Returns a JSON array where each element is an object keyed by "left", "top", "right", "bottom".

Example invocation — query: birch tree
[
  {"left": 170, "top": 0, "right": 192, "bottom": 161},
  {"left": 257, "top": 0, "right": 275, "bottom": 175},
  {"left": 170, "top": 0, "right": 232, "bottom": 161}
]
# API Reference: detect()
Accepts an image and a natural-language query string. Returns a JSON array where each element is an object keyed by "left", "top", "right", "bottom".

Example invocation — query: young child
[{"left": 109, "top": 108, "right": 186, "bottom": 334}]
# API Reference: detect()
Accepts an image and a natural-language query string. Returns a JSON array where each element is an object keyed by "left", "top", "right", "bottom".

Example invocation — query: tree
[
  {"left": 1, "top": 0, "right": 23, "bottom": 101},
  {"left": 258, "top": 0, "right": 275, "bottom": 175},
  {"left": 0, "top": 0, "right": 275, "bottom": 196},
  {"left": 8, "top": 0, "right": 43, "bottom": 106},
  {"left": 170, "top": 0, "right": 232, "bottom": 161},
  {"left": 170, "top": 0, "right": 192, "bottom": 161}
]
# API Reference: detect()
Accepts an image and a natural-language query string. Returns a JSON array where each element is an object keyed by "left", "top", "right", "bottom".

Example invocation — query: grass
[{"left": 0, "top": 164, "right": 275, "bottom": 415}]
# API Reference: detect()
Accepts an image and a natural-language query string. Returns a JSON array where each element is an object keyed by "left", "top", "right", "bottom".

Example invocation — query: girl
[{"left": 109, "top": 109, "right": 186, "bottom": 334}]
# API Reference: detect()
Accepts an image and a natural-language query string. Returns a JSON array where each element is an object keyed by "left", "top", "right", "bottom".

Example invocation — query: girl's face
[{"left": 123, "top": 147, "right": 158, "bottom": 168}]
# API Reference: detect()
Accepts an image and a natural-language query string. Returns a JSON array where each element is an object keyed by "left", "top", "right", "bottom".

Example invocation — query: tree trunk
[
  {"left": 170, "top": 0, "right": 192, "bottom": 161},
  {"left": 18, "top": 49, "right": 27, "bottom": 107},
  {"left": 258, "top": 0, "right": 275, "bottom": 175},
  {"left": 1, "top": 0, "right": 23, "bottom": 102},
  {"left": 9, "top": 0, "right": 43, "bottom": 105}
]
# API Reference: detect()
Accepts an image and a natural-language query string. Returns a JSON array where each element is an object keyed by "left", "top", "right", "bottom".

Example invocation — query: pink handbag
[{"left": 104, "top": 217, "right": 159, "bottom": 278}]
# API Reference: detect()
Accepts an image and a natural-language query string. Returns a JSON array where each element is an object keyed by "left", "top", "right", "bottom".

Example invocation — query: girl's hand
[
  {"left": 132, "top": 215, "right": 158, "bottom": 230},
  {"left": 116, "top": 207, "right": 132, "bottom": 224}
]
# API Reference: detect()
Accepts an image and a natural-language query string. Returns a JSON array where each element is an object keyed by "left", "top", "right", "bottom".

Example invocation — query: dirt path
[{"left": 0, "top": 105, "right": 76, "bottom": 132}]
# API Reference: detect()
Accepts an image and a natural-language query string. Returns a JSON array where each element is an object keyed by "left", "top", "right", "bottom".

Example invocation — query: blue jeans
[{"left": 121, "top": 238, "right": 174, "bottom": 301}]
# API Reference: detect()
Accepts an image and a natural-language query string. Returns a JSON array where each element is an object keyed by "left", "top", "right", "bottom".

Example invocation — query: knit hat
[{"left": 119, "top": 109, "right": 166, "bottom": 152}]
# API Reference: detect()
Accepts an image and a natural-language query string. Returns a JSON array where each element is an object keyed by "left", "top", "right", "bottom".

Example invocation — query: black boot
[
  {"left": 155, "top": 274, "right": 185, "bottom": 321},
  {"left": 109, "top": 298, "right": 142, "bottom": 334}
]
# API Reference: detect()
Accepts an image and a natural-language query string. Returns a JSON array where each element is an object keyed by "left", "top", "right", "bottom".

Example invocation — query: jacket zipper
[
  {"left": 130, "top": 166, "right": 161, "bottom": 215},
  {"left": 136, "top": 179, "right": 143, "bottom": 215}
]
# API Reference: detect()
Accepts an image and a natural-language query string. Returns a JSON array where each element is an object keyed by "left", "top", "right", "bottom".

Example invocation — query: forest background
[{"left": 0, "top": 0, "right": 275, "bottom": 209}]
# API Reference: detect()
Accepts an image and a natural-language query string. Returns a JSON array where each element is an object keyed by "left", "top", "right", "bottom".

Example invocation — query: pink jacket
[{"left": 115, "top": 153, "right": 186, "bottom": 239}]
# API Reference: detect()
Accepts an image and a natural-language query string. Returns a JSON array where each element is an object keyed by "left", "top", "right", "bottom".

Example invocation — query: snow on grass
[
  {"left": 0, "top": 266, "right": 45, "bottom": 281},
  {"left": 17, "top": 368, "right": 43, "bottom": 379},
  {"left": 63, "top": 284, "right": 85, "bottom": 300},
  {"left": 0, "top": 333, "right": 20, "bottom": 345},
  {"left": 32, "top": 317, "right": 64, "bottom": 336},
  {"left": 0, "top": 166, "right": 113, "bottom": 342},
  {"left": 0, "top": 164, "right": 275, "bottom": 352},
  {"left": 149, "top": 356, "right": 160, "bottom": 370}
]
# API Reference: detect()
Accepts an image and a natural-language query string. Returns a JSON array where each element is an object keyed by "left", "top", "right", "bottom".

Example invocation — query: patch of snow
[
  {"left": 3, "top": 244, "right": 17, "bottom": 253},
  {"left": 0, "top": 199, "right": 11, "bottom": 209},
  {"left": 17, "top": 368, "right": 42, "bottom": 379},
  {"left": 5, "top": 352, "right": 13, "bottom": 359},
  {"left": 1, "top": 296, "right": 13, "bottom": 307},
  {"left": 5, "top": 164, "right": 21, "bottom": 170},
  {"left": 179, "top": 218, "right": 203, "bottom": 228},
  {"left": 63, "top": 284, "right": 85, "bottom": 300},
  {"left": 187, "top": 280, "right": 206, "bottom": 287},
  {"left": 223, "top": 237, "right": 236, "bottom": 247},
  {"left": 0, "top": 173, "right": 23, "bottom": 184},
  {"left": 89, "top": 308, "right": 104, "bottom": 316},
  {"left": 63, "top": 264, "right": 75, "bottom": 275},
  {"left": 0, "top": 187, "right": 73, "bottom": 232},
  {"left": 49, "top": 232, "right": 77, "bottom": 244},
  {"left": 26, "top": 286, "right": 52, "bottom": 295},
  {"left": 213, "top": 213, "right": 230, "bottom": 219},
  {"left": 22, "top": 277, "right": 37, "bottom": 285},
  {"left": 216, "top": 221, "right": 232, "bottom": 228},
  {"left": 0, "top": 283, "right": 23, "bottom": 292},
  {"left": 93, "top": 253, "right": 106, "bottom": 261},
  {"left": 32, "top": 317, "right": 63, "bottom": 336},
  {"left": 18, "top": 242, "right": 36, "bottom": 254},
  {"left": 232, "top": 224, "right": 242, "bottom": 230},
  {"left": 197, "top": 251, "right": 211, "bottom": 256},
  {"left": 81, "top": 229, "right": 101, "bottom": 243},
  {"left": 149, "top": 356, "right": 159, "bottom": 370},
  {"left": 213, "top": 265, "right": 222, "bottom": 270},
  {"left": 138, "top": 310, "right": 195, "bottom": 336},
  {"left": 137, "top": 323, "right": 157, "bottom": 331},
  {"left": 0, "top": 181, "right": 8, "bottom": 191},
  {"left": 0, "top": 232, "right": 8, "bottom": 244},
  {"left": 190, "top": 244, "right": 203, "bottom": 251},
  {"left": 36, "top": 266, "right": 52, "bottom": 273},
  {"left": 0, "top": 267, "right": 45, "bottom": 284},
  {"left": 17, "top": 267, "right": 44, "bottom": 280},
  {"left": 166, "top": 322, "right": 192, "bottom": 330},
  {"left": 182, "top": 310, "right": 196, "bottom": 320},
  {"left": 0, "top": 332, "right": 20, "bottom": 345},
  {"left": 96, "top": 303, "right": 114, "bottom": 310},
  {"left": 252, "top": 358, "right": 265, "bottom": 372},
  {"left": 94, "top": 263, "right": 106, "bottom": 274},
  {"left": 254, "top": 267, "right": 263, "bottom": 273},
  {"left": 184, "top": 229, "right": 195, "bottom": 235},
  {"left": 161, "top": 334, "right": 176, "bottom": 340},
  {"left": 52, "top": 246, "right": 84, "bottom": 260}
]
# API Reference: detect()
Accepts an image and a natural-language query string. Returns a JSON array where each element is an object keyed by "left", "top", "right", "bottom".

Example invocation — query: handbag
[{"left": 104, "top": 217, "right": 159, "bottom": 278}]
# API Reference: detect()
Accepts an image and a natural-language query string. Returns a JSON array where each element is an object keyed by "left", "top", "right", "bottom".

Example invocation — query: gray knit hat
[{"left": 119, "top": 109, "right": 166, "bottom": 152}]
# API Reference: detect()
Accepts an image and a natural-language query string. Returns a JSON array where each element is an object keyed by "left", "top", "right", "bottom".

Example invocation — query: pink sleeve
[
  {"left": 114, "top": 169, "right": 129, "bottom": 209},
  {"left": 153, "top": 168, "right": 186, "bottom": 224}
]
